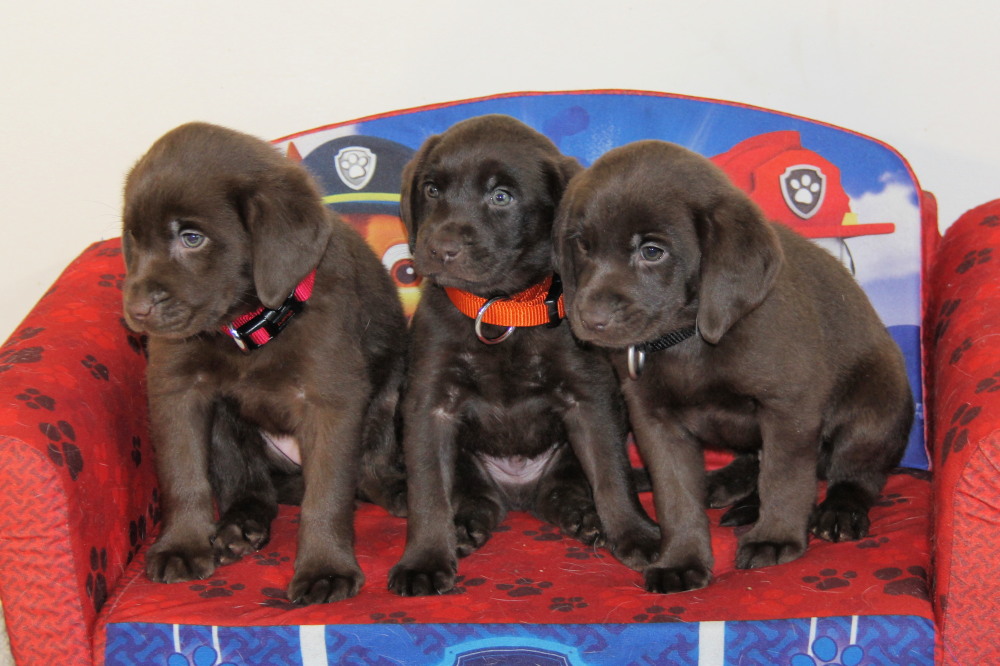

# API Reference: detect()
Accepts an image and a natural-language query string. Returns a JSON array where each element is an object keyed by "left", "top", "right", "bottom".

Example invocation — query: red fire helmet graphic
[{"left": 710, "top": 131, "right": 895, "bottom": 239}]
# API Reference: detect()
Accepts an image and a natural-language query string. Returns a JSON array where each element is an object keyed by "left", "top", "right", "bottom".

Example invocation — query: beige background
[{"left": 2, "top": 0, "right": 998, "bottom": 341}]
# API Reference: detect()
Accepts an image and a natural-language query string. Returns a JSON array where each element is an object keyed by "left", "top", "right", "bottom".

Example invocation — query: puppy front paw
[
  {"left": 288, "top": 565, "right": 364, "bottom": 605},
  {"left": 735, "top": 538, "right": 805, "bottom": 569},
  {"left": 212, "top": 518, "right": 269, "bottom": 565},
  {"left": 643, "top": 561, "right": 712, "bottom": 593},
  {"left": 145, "top": 540, "right": 215, "bottom": 583},
  {"left": 810, "top": 502, "right": 870, "bottom": 542},
  {"left": 388, "top": 555, "right": 457, "bottom": 596},
  {"left": 453, "top": 498, "right": 504, "bottom": 558},
  {"left": 554, "top": 503, "right": 605, "bottom": 547}
]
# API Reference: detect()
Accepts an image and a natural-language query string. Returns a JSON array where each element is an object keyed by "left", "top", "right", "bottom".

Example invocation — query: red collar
[
  {"left": 445, "top": 274, "right": 565, "bottom": 329},
  {"left": 223, "top": 270, "right": 316, "bottom": 352}
]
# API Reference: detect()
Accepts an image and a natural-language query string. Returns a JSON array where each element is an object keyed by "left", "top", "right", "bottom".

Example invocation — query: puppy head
[
  {"left": 399, "top": 114, "right": 580, "bottom": 296},
  {"left": 122, "top": 122, "right": 332, "bottom": 338},
  {"left": 554, "top": 140, "right": 782, "bottom": 348}
]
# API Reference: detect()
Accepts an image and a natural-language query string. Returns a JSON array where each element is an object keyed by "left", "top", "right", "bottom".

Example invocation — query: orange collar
[{"left": 445, "top": 274, "right": 565, "bottom": 328}]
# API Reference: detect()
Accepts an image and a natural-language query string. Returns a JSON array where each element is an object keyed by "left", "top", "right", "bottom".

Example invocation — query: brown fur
[
  {"left": 387, "top": 115, "right": 660, "bottom": 596},
  {"left": 554, "top": 140, "right": 913, "bottom": 593},
  {"left": 122, "top": 122, "right": 407, "bottom": 604}
]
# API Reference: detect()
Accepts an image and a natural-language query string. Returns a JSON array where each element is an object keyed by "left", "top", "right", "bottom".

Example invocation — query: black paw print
[
  {"left": 81, "top": 355, "right": 110, "bottom": 381},
  {"left": 940, "top": 403, "right": 981, "bottom": 464},
  {"left": 981, "top": 214, "right": 1000, "bottom": 228},
  {"left": 370, "top": 611, "right": 416, "bottom": 624},
  {"left": 0, "top": 345, "right": 43, "bottom": 373},
  {"left": 975, "top": 371, "right": 1000, "bottom": 394},
  {"left": 252, "top": 551, "right": 291, "bottom": 567},
  {"left": 15, "top": 388, "right": 55, "bottom": 411},
  {"left": 6, "top": 326, "right": 44, "bottom": 344},
  {"left": 876, "top": 566, "right": 930, "bottom": 600},
  {"left": 41, "top": 420, "right": 83, "bottom": 480},
  {"left": 98, "top": 273, "right": 125, "bottom": 290},
  {"left": 96, "top": 245, "right": 122, "bottom": 258},
  {"left": 802, "top": 568, "right": 857, "bottom": 591},
  {"left": 565, "top": 545, "right": 605, "bottom": 561},
  {"left": 950, "top": 338, "right": 973, "bottom": 365},
  {"left": 450, "top": 575, "right": 487, "bottom": 595},
  {"left": 523, "top": 523, "right": 562, "bottom": 542},
  {"left": 956, "top": 247, "right": 993, "bottom": 274},
  {"left": 874, "top": 492, "right": 908, "bottom": 508},
  {"left": 550, "top": 596, "right": 587, "bottom": 612},
  {"left": 189, "top": 579, "right": 245, "bottom": 598},
  {"left": 495, "top": 578, "right": 553, "bottom": 597},
  {"left": 857, "top": 535, "right": 890, "bottom": 550},
  {"left": 131, "top": 436, "right": 142, "bottom": 467},
  {"left": 86, "top": 546, "right": 109, "bottom": 612},
  {"left": 633, "top": 605, "right": 685, "bottom": 622},
  {"left": 148, "top": 488, "right": 163, "bottom": 527},
  {"left": 120, "top": 319, "right": 148, "bottom": 357},
  {"left": 933, "top": 299, "right": 961, "bottom": 344},
  {"left": 126, "top": 515, "right": 147, "bottom": 564},
  {"left": 261, "top": 587, "right": 296, "bottom": 610}
]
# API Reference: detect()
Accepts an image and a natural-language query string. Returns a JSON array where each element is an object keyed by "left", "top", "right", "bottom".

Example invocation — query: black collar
[{"left": 626, "top": 326, "right": 697, "bottom": 379}]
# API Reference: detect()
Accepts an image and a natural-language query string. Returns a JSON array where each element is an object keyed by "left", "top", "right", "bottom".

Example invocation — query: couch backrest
[{"left": 275, "top": 90, "right": 929, "bottom": 469}]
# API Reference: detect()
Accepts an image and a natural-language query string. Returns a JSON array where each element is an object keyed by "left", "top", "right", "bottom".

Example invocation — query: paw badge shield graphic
[
  {"left": 780, "top": 165, "right": 826, "bottom": 219},
  {"left": 335, "top": 146, "right": 377, "bottom": 191}
]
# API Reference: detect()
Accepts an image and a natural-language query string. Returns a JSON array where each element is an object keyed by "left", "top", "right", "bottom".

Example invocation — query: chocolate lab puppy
[
  {"left": 122, "top": 122, "right": 407, "bottom": 604},
  {"left": 387, "top": 115, "right": 659, "bottom": 596},
  {"left": 554, "top": 140, "right": 913, "bottom": 593}
]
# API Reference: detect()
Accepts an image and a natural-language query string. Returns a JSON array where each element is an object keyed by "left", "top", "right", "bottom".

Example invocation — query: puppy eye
[
  {"left": 179, "top": 230, "right": 205, "bottom": 249},
  {"left": 639, "top": 243, "right": 666, "bottom": 262},
  {"left": 423, "top": 183, "right": 440, "bottom": 198},
  {"left": 489, "top": 188, "right": 513, "bottom": 206}
]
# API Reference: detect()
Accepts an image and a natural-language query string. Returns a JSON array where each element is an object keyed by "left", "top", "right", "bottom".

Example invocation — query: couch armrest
[
  {"left": 927, "top": 199, "right": 1000, "bottom": 665},
  {"left": 0, "top": 239, "right": 156, "bottom": 666}
]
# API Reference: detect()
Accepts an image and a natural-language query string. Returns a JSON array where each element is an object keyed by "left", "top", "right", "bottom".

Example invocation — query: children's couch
[{"left": 0, "top": 91, "right": 996, "bottom": 665}]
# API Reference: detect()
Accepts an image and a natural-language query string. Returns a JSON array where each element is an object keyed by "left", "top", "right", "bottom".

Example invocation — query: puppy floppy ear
[
  {"left": 696, "top": 191, "right": 783, "bottom": 344},
  {"left": 399, "top": 134, "right": 441, "bottom": 254},
  {"left": 241, "top": 163, "right": 332, "bottom": 309},
  {"left": 552, "top": 178, "right": 581, "bottom": 299}
]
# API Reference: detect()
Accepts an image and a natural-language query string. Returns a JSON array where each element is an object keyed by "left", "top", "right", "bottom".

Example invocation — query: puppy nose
[
  {"left": 579, "top": 309, "right": 612, "bottom": 332},
  {"left": 428, "top": 238, "right": 462, "bottom": 263}
]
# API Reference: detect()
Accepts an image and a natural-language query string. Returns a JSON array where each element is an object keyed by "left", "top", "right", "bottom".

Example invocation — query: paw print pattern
[
  {"left": 98, "top": 273, "right": 125, "bottom": 290},
  {"left": 149, "top": 488, "right": 163, "bottom": 527},
  {"left": 86, "top": 547, "right": 108, "bottom": 612},
  {"left": 874, "top": 492, "right": 908, "bottom": 508},
  {"left": 370, "top": 611, "right": 416, "bottom": 624},
  {"left": 495, "top": 578, "right": 553, "bottom": 597},
  {"left": 126, "top": 515, "right": 147, "bottom": 564},
  {"left": 857, "top": 535, "right": 890, "bottom": 550},
  {"left": 950, "top": 338, "right": 973, "bottom": 365},
  {"left": 41, "top": 420, "right": 84, "bottom": 480},
  {"left": 81, "top": 355, "right": 110, "bottom": 381},
  {"left": 565, "top": 545, "right": 605, "bottom": 561},
  {"left": 252, "top": 551, "right": 291, "bottom": 567},
  {"left": 96, "top": 245, "right": 122, "bottom": 258},
  {"left": 956, "top": 247, "right": 992, "bottom": 274},
  {"left": 167, "top": 646, "right": 236, "bottom": 666},
  {"left": 933, "top": 298, "right": 961, "bottom": 344},
  {"left": 940, "top": 403, "right": 981, "bottom": 464},
  {"left": 975, "top": 371, "right": 1000, "bottom": 393},
  {"left": 450, "top": 575, "right": 487, "bottom": 595},
  {"left": 788, "top": 172, "right": 822, "bottom": 206},
  {"left": 0, "top": 345, "right": 43, "bottom": 373},
  {"left": 875, "top": 566, "right": 930, "bottom": 600},
  {"left": 981, "top": 215, "right": 1000, "bottom": 228},
  {"left": 802, "top": 568, "right": 857, "bottom": 591},
  {"left": 130, "top": 436, "right": 142, "bottom": 467},
  {"left": 791, "top": 635, "right": 864, "bottom": 666},
  {"left": 189, "top": 579, "right": 245, "bottom": 598},
  {"left": 523, "top": 523, "right": 562, "bottom": 542},
  {"left": 15, "top": 388, "right": 55, "bottom": 410},
  {"left": 120, "top": 318, "right": 148, "bottom": 356},
  {"left": 550, "top": 596, "right": 587, "bottom": 612},
  {"left": 632, "top": 605, "right": 685, "bottom": 623}
]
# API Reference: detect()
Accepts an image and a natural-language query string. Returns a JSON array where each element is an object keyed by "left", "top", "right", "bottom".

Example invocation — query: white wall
[{"left": 2, "top": 0, "right": 997, "bottom": 340}]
